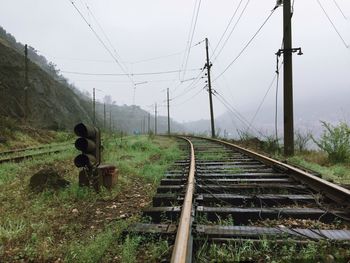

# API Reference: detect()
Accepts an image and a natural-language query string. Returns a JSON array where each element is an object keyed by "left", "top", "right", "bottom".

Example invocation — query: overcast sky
[{"left": 0, "top": 0, "right": 349, "bottom": 123}]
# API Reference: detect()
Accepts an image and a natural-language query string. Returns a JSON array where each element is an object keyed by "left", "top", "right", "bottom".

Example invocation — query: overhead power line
[
  {"left": 67, "top": 0, "right": 134, "bottom": 84},
  {"left": 61, "top": 68, "right": 201, "bottom": 76},
  {"left": 81, "top": 0, "right": 129, "bottom": 73},
  {"left": 181, "top": 0, "right": 203, "bottom": 80},
  {"left": 316, "top": 0, "right": 349, "bottom": 48},
  {"left": 214, "top": 6, "right": 278, "bottom": 81},
  {"left": 332, "top": 0, "right": 348, "bottom": 20},
  {"left": 211, "top": 0, "right": 245, "bottom": 58},
  {"left": 212, "top": 0, "right": 251, "bottom": 62}
]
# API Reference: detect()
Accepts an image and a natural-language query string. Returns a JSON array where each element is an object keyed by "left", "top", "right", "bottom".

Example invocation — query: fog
[{"left": 1, "top": 0, "right": 349, "bottom": 125}]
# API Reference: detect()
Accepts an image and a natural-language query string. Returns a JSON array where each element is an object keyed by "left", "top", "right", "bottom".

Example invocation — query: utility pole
[
  {"left": 109, "top": 108, "right": 112, "bottom": 133},
  {"left": 205, "top": 38, "right": 215, "bottom": 138},
  {"left": 155, "top": 103, "right": 158, "bottom": 135},
  {"left": 167, "top": 88, "right": 170, "bottom": 135},
  {"left": 143, "top": 116, "right": 146, "bottom": 134},
  {"left": 24, "top": 44, "right": 29, "bottom": 121},
  {"left": 283, "top": 0, "right": 294, "bottom": 156},
  {"left": 92, "top": 88, "right": 96, "bottom": 125},
  {"left": 148, "top": 113, "right": 151, "bottom": 134},
  {"left": 103, "top": 103, "right": 106, "bottom": 130}
]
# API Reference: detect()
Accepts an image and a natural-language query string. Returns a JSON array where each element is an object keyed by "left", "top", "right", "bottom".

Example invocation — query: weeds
[
  {"left": 121, "top": 235, "right": 142, "bottom": 263},
  {"left": 312, "top": 121, "right": 350, "bottom": 163}
]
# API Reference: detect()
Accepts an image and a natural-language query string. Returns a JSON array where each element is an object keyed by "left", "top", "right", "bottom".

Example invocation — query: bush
[
  {"left": 312, "top": 121, "right": 350, "bottom": 163},
  {"left": 295, "top": 130, "right": 312, "bottom": 152}
]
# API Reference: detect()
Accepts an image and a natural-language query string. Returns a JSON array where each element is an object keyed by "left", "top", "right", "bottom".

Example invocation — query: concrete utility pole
[
  {"left": 283, "top": 0, "right": 294, "bottom": 156},
  {"left": 24, "top": 44, "right": 29, "bottom": 120},
  {"left": 155, "top": 103, "right": 158, "bottom": 135},
  {"left": 167, "top": 88, "right": 170, "bottom": 135},
  {"left": 92, "top": 88, "right": 96, "bottom": 125},
  {"left": 205, "top": 38, "right": 215, "bottom": 138}
]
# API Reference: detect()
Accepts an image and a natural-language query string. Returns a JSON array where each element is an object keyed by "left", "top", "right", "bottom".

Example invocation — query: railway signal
[{"left": 74, "top": 123, "right": 101, "bottom": 168}]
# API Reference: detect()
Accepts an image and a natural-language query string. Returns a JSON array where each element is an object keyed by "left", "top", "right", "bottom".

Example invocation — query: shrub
[
  {"left": 295, "top": 130, "right": 312, "bottom": 152},
  {"left": 312, "top": 121, "right": 350, "bottom": 163}
]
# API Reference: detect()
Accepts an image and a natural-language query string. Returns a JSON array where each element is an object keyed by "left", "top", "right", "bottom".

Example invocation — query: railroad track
[
  {"left": 130, "top": 136, "right": 350, "bottom": 262},
  {"left": 0, "top": 142, "right": 72, "bottom": 164}
]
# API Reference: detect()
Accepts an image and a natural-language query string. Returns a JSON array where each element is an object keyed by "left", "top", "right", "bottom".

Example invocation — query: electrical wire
[
  {"left": 316, "top": 0, "right": 349, "bottom": 48},
  {"left": 211, "top": 0, "right": 245, "bottom": 58},
  {"left": 332, "top": 0, "right": 348, "bottom": 20},
  {"left": 67, "top": 0, "right": 134, "bottom": 84},
  {"left": 214, "top": 7, "right": 278, "bottom": 81},
  {"left": 61, "top": 68, "right": 201, "bottom": 76},
  {"left": 216, "top": 91, "right": 269, "bottom": 139},
  {"left": 213, "top": 92, "right": 259, "bottom": 138},
  {"left": 80, "top": 0, "right": 129, "bottom": 73},
  {"left": 181, "top": 0, "right": 203, "bottom": 80},
  {"left": 172, "top": 86, "right": 206, "bottom": 107},
  {"left": 212, "top": 0, "right": 251, "bottom": 62}
]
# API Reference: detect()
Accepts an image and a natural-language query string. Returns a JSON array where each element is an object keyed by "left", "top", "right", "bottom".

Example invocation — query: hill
[{"left": 0, "top": 26, "right": 185, "bottom": 134}]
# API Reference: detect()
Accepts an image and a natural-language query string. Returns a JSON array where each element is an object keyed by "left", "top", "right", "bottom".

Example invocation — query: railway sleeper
[
  {"left": 196, "top": 194, "right": 321, "bottom": 206},
  {"left": 196, "top": 206, "right": 348, "bottom": 224},
  {"left": 194, "top": 225, "right": 350, "bottom": 241}
]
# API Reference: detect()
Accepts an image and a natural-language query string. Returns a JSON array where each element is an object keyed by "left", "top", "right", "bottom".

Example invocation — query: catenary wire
[
  {"left": 212, "top": 0, "right": 251, "bottom": 62},
  {"left": 214, "top": 6, "right": 279, "bottom": 81},
  {"left": 211, "top": 0, "right": 246, "bottom": 59},
  {"left": 61, "top": 68, "right": 201, "bottom": 76},
  {"left": 316, "top": 0, "right": 349, "bottom": 48},
  {"left": 181, "top": 0, "right": 203, "bottom": 80},
  {"left": 67, "top": 0, "right": 134, "bottom": 84}
]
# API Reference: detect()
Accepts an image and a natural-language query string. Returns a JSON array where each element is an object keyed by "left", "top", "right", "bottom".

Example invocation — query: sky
[{"left": 0, "top": 0, "right": 349, "bottom": 124}]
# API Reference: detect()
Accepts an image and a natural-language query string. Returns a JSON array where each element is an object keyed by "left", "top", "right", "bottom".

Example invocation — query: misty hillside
[
  {"left": 0, "top": 26, "right": 94, "bottom": 129},
  {"left": 0, "top": 26, "right": 186, "bottom": 133}
]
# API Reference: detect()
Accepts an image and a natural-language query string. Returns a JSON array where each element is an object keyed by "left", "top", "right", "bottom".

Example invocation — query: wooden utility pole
[
  {"left": 148, "top": 113, "right": 151, "bottom": 134},
  {"left": 92, "top": 88, "right": 96, "bottom": 125},
  {"left": 103, "top": 103, "right": 106, "bottom": 130},
  {"left": 283, "top": 0, "right": 294, "bottom": 156},
  {"left": 167, "top": 88, "right": 170, "bottom": 135},
  {"left": 24, "top": 44, "right": 29, "bottom": 120},
  {"left": 109, "top": 108, "right": 112, "bottom": 133},
  {"left": 205, "top": 38, "right": 215, "bottom": 138},
  {"left": 155, "top": 103, "right": 158, "bottom": 135}
]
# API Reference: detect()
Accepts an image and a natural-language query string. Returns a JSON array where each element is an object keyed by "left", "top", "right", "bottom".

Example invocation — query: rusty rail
[
  {"left": 170, "top": 137, "right": 196, "bottom": 263},
  {"left": 205, "top": 137, "right": 350, "bottom": 207}
]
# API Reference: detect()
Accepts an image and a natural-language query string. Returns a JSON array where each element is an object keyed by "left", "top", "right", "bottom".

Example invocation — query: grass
[
  {"left": 196, "top": 151, "right": 227, "bottom": 161},
  {"left": 0, "top": 133, "right": 183, "bottom": 262},
  {"left": 287, "top": 151, "right": 350, "bottom": 185},
  {"left": 195, "top": 239, "right": 350, "bottom": 262}
]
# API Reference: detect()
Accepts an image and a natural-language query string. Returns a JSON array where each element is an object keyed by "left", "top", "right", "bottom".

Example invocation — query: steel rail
[
  {"left": 0, "top": 147, "right": 69, "bottom": 164},
  {"left": 171, "top": 137, "right": 196, "bottom": 263},
  {"left": 202, "top": 137, "right": 350, "bottom": 206},
  {"left": 0, "top": 142, "right": 72, "bottom": 156}
]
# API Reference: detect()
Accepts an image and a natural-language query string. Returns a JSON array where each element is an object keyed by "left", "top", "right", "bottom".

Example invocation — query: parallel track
[
  {"left": 0, "top": 143, "right": 72, "bottom": 164},
  {"left": 131, "top": 136, "right": 350, "bottom": 262}
]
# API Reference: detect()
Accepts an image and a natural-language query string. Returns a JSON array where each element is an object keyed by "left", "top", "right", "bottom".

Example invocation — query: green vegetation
[
  {"left": 287, "top": 153, "right": 350, "bottom": 184},
  {"left": 0, "top": 133, "right": 182, "bottom": 262},
  {"left": 196, "top": 151, "right": 227, "bottom": 161},
  {"left": 312, "top": 121, "right": 350, "bottom": 163},
  {"left": 195, "top": 239, "right": 350, "bottom": 262}
]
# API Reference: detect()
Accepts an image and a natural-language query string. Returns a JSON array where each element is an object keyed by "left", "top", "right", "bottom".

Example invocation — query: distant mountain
[{"left": 182, "top": 93, "right": 350, "bottom": 139}]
